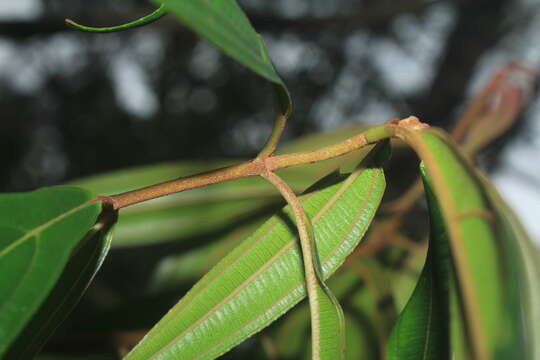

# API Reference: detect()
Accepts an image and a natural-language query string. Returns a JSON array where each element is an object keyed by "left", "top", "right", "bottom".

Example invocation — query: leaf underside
[
  {"left": 124, "top": 143, "right": 389, "bottom": 360},
  {"left": 396, "top": 128, "right": 540, "bottom": 359}
]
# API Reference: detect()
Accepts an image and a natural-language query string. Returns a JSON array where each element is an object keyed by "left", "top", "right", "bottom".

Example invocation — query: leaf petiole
[{"left": 65, "top": 4, "right": 167, "bottom": 33}]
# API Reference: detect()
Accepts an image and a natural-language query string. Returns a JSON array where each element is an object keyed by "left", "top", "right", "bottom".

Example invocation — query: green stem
[
  {"left": 65, "top": 4, "right": 167, "bottom": 33},
  {"left": 257, "top": 114, "right": 288, "bottom": 159}
]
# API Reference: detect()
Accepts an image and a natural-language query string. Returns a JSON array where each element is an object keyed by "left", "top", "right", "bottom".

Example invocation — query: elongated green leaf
[
  {"left": 481, "top": 178, "right": 540, "bottom": 359},
  {"left": 387, "top": 180, "right": 449, "bottom": 359},
  {"left": 125, "top": 143, "right": 389, "bottom": 360},
  {"left": 154, "top": 0, "right": 291, "bottom": 116},
  {"left": 396, "top": 127, "right": 539, "bottom": 359},
  {"left": 148, "top": 216, "right": 266, "bottom": 294},
  {"left": 4, "top": 205, "right": 117, "bottom": 358},
  {"left": 0, "top": 186, "right": 101, "bottom": 356}
]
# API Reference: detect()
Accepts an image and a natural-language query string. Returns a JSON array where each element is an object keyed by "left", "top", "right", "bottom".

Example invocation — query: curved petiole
[
  {"left": 260, "top": 170, "right": 345, "bottom": 360},
  {"left": 65, "top": 4, "right": 167, "bottom": 33}
]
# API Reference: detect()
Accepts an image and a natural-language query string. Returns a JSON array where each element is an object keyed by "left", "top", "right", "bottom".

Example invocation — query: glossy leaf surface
[
  {"left": 4, "top": 205, "right": 117, "bottom": 358},
  {"left": 395, "top": 127, "right": 540, "bottom": 359},
  {"left": 125, "top": 144, "right": 388, "bottom": 360},
  {"left": 0, "top": 186, "right": 101, "bottom": 355}
]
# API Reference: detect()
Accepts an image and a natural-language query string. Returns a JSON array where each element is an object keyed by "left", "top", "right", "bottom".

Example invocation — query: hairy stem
[
  {"left": 106, "top": 121, "right": 419, "bottom": 210},
  {"left": 260, "top": 171, "right": 344, "bottom": 359},
  {"left": 108, "top": 161, "right": 264, "bottom": 209}
]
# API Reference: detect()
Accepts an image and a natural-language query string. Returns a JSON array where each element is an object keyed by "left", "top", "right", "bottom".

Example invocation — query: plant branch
[
  {"left": 108, "top": 161, "right": 264, "bottom": 209},
  {"left": 106, "top": 120, "right": 423, "bottom": 210}
]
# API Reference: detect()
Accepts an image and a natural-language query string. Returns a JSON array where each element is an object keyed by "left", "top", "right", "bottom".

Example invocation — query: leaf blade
[
  {"left": 0, "top": 186, "right": 101, "bottom": 355},
  {"left": 387, "top": 169, "right": 450, "bottom": 360},
  {"left": 395, "top": 127, "right": 539, "bottom": 359},
  {"left": 4, "top": 205, "right": 117, "bottom": 358},
  {"left": 124, "top": 144, "right": 388, "bottom": 360}
]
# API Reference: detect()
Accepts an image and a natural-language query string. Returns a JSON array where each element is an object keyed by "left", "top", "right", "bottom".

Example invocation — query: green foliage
[
  {"left": 0, "top": 186, "right": 103, "bottom": 356},
  {"left": 4, "top": 205, "right": 117, "bottom": 359},
  {"left": 0, "top": 1, "right": 538, "bottom": 360},
  {"left": 124, "top": 144, "right": 387, "bottom": 360},
  {"left": 416, "top": 131, "right": 529, "bottom": 358},
  {"left": 387, "top": 169, "right": 450, "bottom": 360}
]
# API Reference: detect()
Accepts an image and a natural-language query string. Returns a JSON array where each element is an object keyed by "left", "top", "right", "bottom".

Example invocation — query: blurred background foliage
[{"left": 1, "top": 0, "right": 540, "bottom": 358}]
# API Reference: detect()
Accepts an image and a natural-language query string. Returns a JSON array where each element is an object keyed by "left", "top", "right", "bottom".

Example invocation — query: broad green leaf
[
  {"left": 125, "top": 143, "right": 389, "bottom": 360},
  {"left": 396, "top": 127, "right": 539, "bottom": 359},
  {"left": 4, "top": 205, "right": 117, "bottom": 358},
  {"left": 153, "top": 0, "right": 291, "bottom": 116},
  {"left": 0, "top": 186, "right": 101, "bottom": 356}
]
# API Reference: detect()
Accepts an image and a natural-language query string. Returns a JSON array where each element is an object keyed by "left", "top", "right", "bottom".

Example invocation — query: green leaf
[
  {"left": 387, "top": 178, "right": 449, "bottom": 360},
  {"left": 124, "top": 143, "right": 389, "bottom": 360},
  {"left": 480, "top": 178, "right": 540, "bottom": 359},
  {"left": 0, "top": 186, "right": 101, "bottom": 356},
  {"left": 4, "top": 204, "right": 117, "bottom": 358},
  {"left": 148, "top": 216, "right": 266, "bottom": 294},
  {"left": 397, "top": 127, "right": 540, "bottom": 359},
  {"left": 154, "top": 0, "right": 291, "bottom": 116}
]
